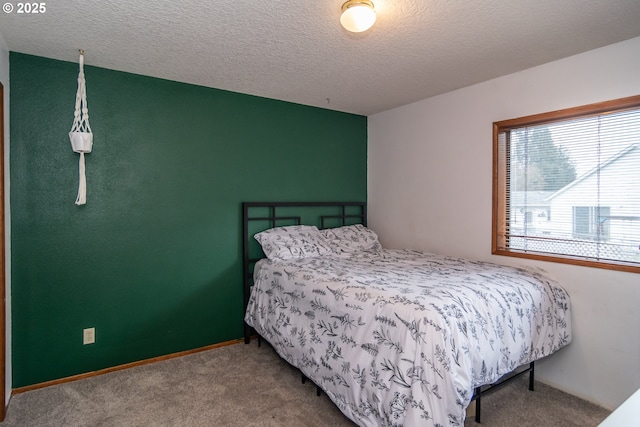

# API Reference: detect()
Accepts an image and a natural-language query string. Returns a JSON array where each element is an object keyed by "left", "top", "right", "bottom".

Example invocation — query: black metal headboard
[{"left": 242, "top": 201, "right": 367, "bottom": 342}]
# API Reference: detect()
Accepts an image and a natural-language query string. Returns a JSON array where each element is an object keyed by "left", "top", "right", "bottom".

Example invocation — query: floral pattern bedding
[{"left": 244, "top": 249, "right": 571, "bottom": 427}]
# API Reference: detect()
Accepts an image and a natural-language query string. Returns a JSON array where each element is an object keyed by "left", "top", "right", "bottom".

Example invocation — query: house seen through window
[{"left": 493, "top": 95, "right": 640, "bottom": 273}]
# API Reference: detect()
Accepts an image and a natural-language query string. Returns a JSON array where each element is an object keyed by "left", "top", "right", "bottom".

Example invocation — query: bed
[{"left": 242, "top": 202, "right": 571, "bottom": 426}]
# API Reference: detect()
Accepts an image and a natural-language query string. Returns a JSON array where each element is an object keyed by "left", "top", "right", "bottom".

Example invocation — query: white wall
[
  {"left": 368, "top": 36, "right": 640, "bottom": 410},
  {"left": 0, "top": 30, "right": 10, "bottom": 406}
]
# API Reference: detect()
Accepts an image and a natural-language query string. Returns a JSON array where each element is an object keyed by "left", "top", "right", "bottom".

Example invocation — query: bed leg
[
  {"left": 302, "top": 373, "right": 306, "bottom": 384},
  {"left": 258, "top": 335, "right": 262, "bottom": 347},
  {"left": 474, "top": 386, "right": 481, "bottom": 423},
  {"left": 529, "top": 361, "right": 535, "bottom": 391},
  {"left": 244, "top": 325, "right": 251, "bottom": 344},
  {"left": 316, "top": 386, "right": 321, "bottom": 397}
]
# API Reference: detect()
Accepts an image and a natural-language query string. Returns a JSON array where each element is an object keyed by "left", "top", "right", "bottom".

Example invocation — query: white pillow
[
  {"left": 321, "top": 224, "right": 381, "bottom": 254},
  {"left": 254, "top": 225, "right": 332, "bottom": 261}
]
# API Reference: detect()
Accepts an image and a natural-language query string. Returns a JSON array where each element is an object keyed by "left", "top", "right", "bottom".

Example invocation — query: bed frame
[{"left": 241, "top": 201, "right": 534, "bottom": 424}]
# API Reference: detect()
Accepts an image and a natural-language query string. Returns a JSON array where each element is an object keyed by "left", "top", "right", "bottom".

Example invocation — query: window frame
[{"left": 492, "top": 94, "right": 640, "bottom": 274}]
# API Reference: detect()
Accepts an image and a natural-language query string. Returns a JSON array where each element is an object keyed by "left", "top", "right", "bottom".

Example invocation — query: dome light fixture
[{"left": 340, "top": 0, "right": 376, "bottom": 33}]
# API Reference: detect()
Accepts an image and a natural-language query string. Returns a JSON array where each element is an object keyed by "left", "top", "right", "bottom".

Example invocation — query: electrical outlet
[{"left": 83, "top": 327, "right": 95, "bottom": 345}]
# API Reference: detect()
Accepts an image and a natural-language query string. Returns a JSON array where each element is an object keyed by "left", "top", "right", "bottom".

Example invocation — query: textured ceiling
[{"left": 1, "top": 0, "right": 640, "bottom": 115}]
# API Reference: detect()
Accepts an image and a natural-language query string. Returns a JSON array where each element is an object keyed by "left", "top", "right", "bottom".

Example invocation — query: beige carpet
[{"left": 1, "top": 341, "right": 610, "bottom": 426}]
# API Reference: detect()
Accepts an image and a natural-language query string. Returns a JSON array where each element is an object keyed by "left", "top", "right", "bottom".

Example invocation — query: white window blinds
[{"left": 493, "top": 96, "right": 640, "bottom": 272}]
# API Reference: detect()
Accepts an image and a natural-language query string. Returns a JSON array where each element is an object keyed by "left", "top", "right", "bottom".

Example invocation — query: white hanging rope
[
  {"left": 76, "top": 153, "right": 87, "bottom": 205},
  {"left": 69, "top": 49, "right": 93, "bottom": 205},
  {"left": 70, "top": 50, "right": 92, "bottom": 134}
]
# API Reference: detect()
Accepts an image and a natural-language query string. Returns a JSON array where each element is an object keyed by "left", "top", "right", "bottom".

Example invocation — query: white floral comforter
[{"left": 244, "top": 249, "right": 571, "bottom": 427}]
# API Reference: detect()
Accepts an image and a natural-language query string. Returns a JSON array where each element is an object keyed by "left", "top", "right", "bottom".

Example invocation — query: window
[
  {"left": 492, "top": 95, "right": 640, "bottom": 273},
  {"left": 525, "top": 211, "right": 533, "bottom": 225},
  {"left": 573, "top": 206, "right": 610, "bottom": 240}
]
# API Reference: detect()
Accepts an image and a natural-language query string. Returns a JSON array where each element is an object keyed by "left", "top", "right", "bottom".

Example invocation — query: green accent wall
[{"left": 10, "top": 53, "right": 367, "bottom": 387}]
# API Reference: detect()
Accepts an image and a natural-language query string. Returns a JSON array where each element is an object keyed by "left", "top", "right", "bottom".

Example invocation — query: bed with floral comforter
[{"left": 244, "top": 247, "right": 571, "bottom": 427}]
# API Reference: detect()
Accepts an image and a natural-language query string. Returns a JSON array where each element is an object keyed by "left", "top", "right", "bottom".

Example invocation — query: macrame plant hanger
[{"left": 69, "top": 49, "right": 93, "bottom": 205}]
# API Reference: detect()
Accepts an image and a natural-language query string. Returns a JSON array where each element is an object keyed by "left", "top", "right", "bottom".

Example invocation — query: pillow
[
  {"left": 321, "top": 224, "right": 381, "bottom": 254},
  {"left": 254, "top": 225, "right": 332, "bottom": 261}
]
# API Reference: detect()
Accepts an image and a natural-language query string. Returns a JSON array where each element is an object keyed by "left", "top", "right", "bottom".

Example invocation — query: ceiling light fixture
[{"left": 340, "top": 0, "right": 376, "bottom": 33}]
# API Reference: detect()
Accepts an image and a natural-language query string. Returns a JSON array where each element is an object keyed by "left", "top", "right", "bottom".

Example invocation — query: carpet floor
[{"left": 1, "top": 341, "right": 611, "bottom": 426}]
